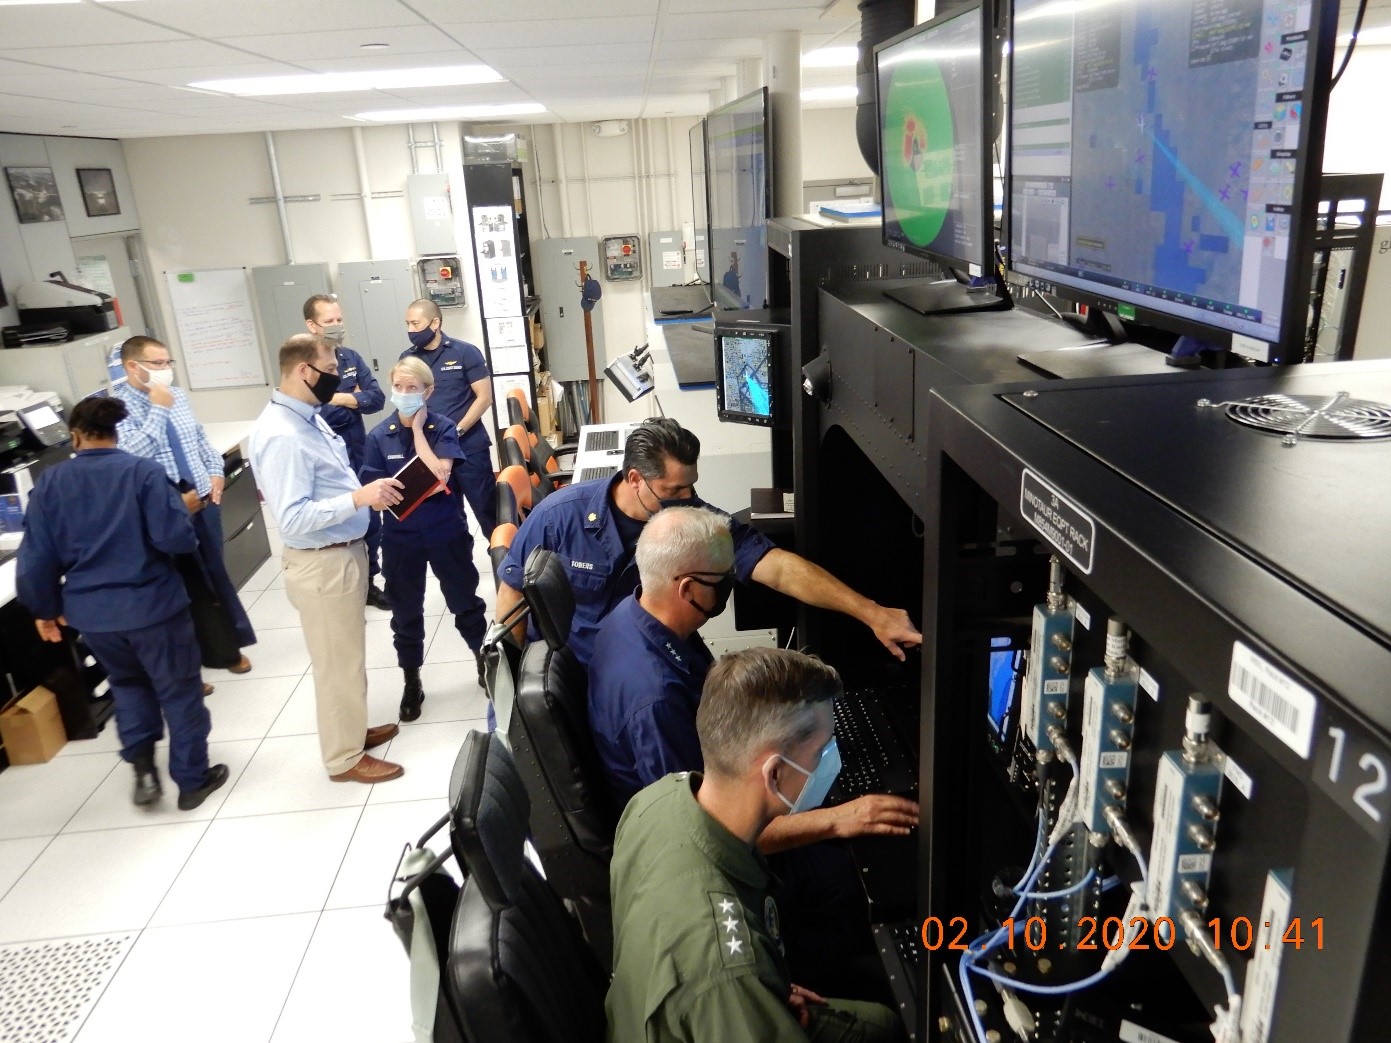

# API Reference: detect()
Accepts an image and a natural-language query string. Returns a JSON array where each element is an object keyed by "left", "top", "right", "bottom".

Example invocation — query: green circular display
[{"left": 885, "top": 60, "right": 955, "bottom": 247}]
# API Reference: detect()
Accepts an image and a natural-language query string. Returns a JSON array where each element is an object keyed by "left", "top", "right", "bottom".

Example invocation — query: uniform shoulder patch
[{"left": 707, "top": 892, "right": 754, "bottom": 967}]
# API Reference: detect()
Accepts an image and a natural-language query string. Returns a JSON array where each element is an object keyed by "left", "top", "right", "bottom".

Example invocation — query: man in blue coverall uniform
[
  {"left": 589, "top": 505, "right": 918, "bottom": 1002},
  {"left": 17, "top": 396, "right": 228, "bottom": 810},
  {"left": 304, "top": 293, "right": 390, "bottom": 609},
  {"left": 400, "top": 298, "right": 496, "bottom": 539},
  {"left": 496, "top": 417, "right": 923, "bottom": 669}
]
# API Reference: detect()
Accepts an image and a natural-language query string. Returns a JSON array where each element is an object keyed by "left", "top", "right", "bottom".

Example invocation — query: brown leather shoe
[
  {"left": 202, "top": 682, "right": 215, "bottom": 696},
  {"left": 365, "top": 723, "right": 399, "bottom": 749},
  {"left": 227, "top": 655, "right": 252, "bottom": 674},
  {"left": 329, "top": 753, "right": 404, "bottom": 784}
]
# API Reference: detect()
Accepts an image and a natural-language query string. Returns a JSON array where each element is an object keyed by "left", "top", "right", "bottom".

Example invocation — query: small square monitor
[{"left": 715, "top": 330, "right": 776, "bottom": 427}]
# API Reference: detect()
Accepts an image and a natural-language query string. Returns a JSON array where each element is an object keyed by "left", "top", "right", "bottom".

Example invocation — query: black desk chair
[
  {"left": 506, "top": 547, "right": 619, "bottom": 969},
  {"left": 444, "top": 729, "right": 607, "bottom": 1043}
]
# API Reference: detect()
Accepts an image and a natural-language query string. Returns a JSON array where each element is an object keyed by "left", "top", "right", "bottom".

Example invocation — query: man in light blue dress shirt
[
  {"left": 249, "top": 334, "right": 406, "bottom": 784},
  {"left": 114, "top": 336, "right": 255, "bottom": 674}
]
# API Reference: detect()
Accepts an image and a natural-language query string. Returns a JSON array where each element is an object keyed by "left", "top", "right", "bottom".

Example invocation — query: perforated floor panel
[{"left": 0, "top": 934, "right": 134, "bottom": 1043}]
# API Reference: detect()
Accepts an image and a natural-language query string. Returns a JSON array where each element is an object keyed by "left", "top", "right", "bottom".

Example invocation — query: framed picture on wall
[
  {"left": 76, "top": 167, "right": 120, "bottom": 218},
  {"left": 4, "top": 166, "right": 65, "bottom": 224}
]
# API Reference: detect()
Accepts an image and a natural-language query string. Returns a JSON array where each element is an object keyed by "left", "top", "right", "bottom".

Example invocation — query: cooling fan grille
[{"left": 1206, "top": 392, "right": 1391, "bottom": 443}]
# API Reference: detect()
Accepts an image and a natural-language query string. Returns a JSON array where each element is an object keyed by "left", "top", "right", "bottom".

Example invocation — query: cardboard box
[{"left": 0, "top": 686, "right": 67, "bottom": 764}]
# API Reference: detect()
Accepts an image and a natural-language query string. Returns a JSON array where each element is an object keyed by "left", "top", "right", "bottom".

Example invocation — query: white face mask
[{"left": 140, "top": 363, "right": 175, "bottom": 387}]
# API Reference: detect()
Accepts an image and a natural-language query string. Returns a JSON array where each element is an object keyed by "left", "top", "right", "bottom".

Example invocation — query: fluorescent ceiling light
[
  {"left": 189, "top": 65, "right": 503, "bottom": 97},
  {"left": 802, "top": 46, "right": 857, "bottom": 68},
  {"left": 354, "top": 102, "right": 546, "bottom": 122},
  {"left": 801, "top": 85, "right": 858, "bottom": 102}
]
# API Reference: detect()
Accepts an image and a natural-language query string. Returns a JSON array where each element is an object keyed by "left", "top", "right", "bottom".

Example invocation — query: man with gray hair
[
  {"left": 606, "top": 647, "right": 902, "bottom": 1043},
  {"left": 499, "top": 416, "right": 921, "bottom": 667}
]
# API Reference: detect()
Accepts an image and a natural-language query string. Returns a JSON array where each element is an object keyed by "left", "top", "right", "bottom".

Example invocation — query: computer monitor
[
  {"left": 706, "top": 89, "right": 771, "bottom": 312},
  {"left": 715, "top": 328, "right": 777, "bottom": 427},
  {"left": 689, "top": 119, "right": 710, "bottom": 291},
  {"left": 1007, "top": 0, "right": 1338, "bottom": 363},
  {"left": 875, "top": 1, "right": 1005, "bottom": 316}
]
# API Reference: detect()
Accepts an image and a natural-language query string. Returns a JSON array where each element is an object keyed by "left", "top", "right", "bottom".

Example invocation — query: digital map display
[{"left": 720, "top": 335, "right": 772, "bottom": 418}]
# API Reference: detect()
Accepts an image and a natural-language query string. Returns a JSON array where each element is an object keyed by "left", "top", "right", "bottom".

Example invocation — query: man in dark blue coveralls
[
  {"left": 17, "top": 397, "right": 228, "bottom": 810},
  {"left": 497, "top": 418, "right": 922, "bottom": 669},
  {"left": 400, "top": 298, "right": 495, "bottom": 540},
  {"left": 304, "top": 293, "right": 389, "bottom": 609}
]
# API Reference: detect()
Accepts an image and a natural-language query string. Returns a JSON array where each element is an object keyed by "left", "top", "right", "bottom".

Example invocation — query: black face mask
[
  {"left": 683, "top": 571, "right": 735, "bottom": 619},
  {"left": 304, "top": 363, "right": 342, "bottom": 405},
  {"left": 641, "top": 479, "right": 698, "bottom": 518}
]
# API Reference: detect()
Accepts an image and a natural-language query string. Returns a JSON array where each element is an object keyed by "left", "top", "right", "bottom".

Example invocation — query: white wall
[
  {"left": 122, "top": 124, "right": 486, "bottom": 423},
  {"left": 1322, "top": 43, "right": 1391, "bottom": 209}
]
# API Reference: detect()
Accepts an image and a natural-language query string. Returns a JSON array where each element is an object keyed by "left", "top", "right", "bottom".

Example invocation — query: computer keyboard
[
  {"left": 873, "top": 920, "right": 923, "bottom": 1042},
  {"left": 576, "top": 465, "right": 619, "bottom": 482},
  {"left": 582, "top": 429, "right": 620, "bottom": 453},
  {"left": 833, "top": 686, "right": 919, "bottom": 799}
]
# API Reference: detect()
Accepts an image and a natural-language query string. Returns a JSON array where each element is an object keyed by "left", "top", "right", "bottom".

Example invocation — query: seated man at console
[
  {"left": 497, "top": 417, "right": 921, "bottom": 667},
  {"left": 591, "top": 506, "right": 918, "bottom": 1001},
  {"left": 607, "top": 646, "right": 903, "bottom": 1043}
]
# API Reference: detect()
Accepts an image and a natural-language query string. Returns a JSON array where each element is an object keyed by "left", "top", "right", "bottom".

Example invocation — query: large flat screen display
[
  {"left": 1008, "top": 0, "right": 1336, "bottom": 356},
  {"left": 876, "top": 2, "right": 993, "bottom": 276},
  {"left": 707, "top": 88, "right": 770, "bottom": 312},
  {"left": 690, "top": 119, "right": 710, "bottom": 290}
]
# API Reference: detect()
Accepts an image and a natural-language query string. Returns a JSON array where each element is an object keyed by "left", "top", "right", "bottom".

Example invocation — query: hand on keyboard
[{"left": 828, "top": 793, "right": 920, "bottom": 840}]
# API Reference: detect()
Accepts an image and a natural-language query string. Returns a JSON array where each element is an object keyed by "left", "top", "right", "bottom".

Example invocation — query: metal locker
[{"left": 531, "top": 237, "right": 608, "bottom": 382}]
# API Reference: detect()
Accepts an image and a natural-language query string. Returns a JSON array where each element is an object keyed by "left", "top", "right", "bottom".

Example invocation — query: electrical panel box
[
  {"left": 648, "top": 230, "right": 687, "bottom": 288},
  {"left": 417, "top": 256, "right": 466, "bottom": 308},
  {"left": 334, "top": 259, "right": 418, "bottom": 432},
  {"left": 407, "top": 173, "right": 457, "bottom": 257},
  {"left": 532, "top": 237, "right": 608, "bottom": 383},
  {"left": 250, "top": 263, "right": 330, "bottom": 381},
  {"left": 601, "top": 234, "right": 642, "bottom": 282}
]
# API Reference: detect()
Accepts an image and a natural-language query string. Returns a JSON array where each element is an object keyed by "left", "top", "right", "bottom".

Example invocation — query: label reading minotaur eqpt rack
[{"left": 1020, "top": 470, "right": 1095, "bottom": 575}]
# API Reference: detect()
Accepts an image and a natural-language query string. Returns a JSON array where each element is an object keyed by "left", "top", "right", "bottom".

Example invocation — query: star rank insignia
[{"left": 709, "top": 892, "right": 753, "bottom": 967}]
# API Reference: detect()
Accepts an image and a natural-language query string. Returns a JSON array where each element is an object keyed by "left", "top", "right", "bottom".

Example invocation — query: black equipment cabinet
[{"left": 918, "top": 362, "right": 1391, "bottom": 1042}]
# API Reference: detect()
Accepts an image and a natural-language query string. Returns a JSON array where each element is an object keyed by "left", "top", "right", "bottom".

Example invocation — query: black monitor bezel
[
  {"left": 714, "top": 326, "right": 778, "bottom": 428},
  {"left": 706, "top": 87, "right": 772, "bottom": 313},
  {"left": 1003, "top": 0, "right": 1340, "bottom": 363},
  {"left": 874, "top": 0, "right": 997, "bottom": 279},
  {"left": 689, "top": 117, "right": 711, "bottom": 292}
]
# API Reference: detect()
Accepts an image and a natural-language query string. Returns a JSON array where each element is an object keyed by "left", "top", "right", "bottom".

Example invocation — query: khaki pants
[{"left": 283, "top": 542, "right": 369, "bottom": 776}]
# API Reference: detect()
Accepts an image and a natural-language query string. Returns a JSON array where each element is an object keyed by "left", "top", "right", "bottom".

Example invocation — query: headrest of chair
[
  {"left": 489, "top": 521, "right": 517, "bottom": 550},
  {"left": 521, "top": 548, "right": 575, "bottom": 652},
  {"left": 503, "top": 424, "right": 531, "bottom": 459},
  {"left": 448, "top": 730, "right": 531, "bottom": 909},
  {"left": 506, "top": 388, "right": 531, "bottom": 425},
  {"left": 498, "top": 465, "right": 532, "bottom": 513}
]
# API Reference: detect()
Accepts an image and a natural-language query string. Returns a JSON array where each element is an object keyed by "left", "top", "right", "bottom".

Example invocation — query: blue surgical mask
[
  {"left": 392, "top": 391, "right": 425, "bottom": 418},
  {"left": 771, "top": 737, "right": 842, "bottom": 814}
]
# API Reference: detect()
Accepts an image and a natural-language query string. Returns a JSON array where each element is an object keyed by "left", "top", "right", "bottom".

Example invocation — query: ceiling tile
[
  {"left": 0, "top": 39, "right": 270, "bottom": 76},
  {"left": 439, "top": 16, "right": 657, "bottom": 50},
  {"left": 0, "top": 4, "right": 185, "bottom": 49},
  {"left": 477, "top": 42, "right": 647, "bottom": 69},
  {"left": 219, "top": 24, "right": 466, "bottom": 63},
  {"left": 411, "top": 0, "right": 658, "bottom": 19},
  {"left": 103, "top": 0, "right": 426, "bottom": 38}
]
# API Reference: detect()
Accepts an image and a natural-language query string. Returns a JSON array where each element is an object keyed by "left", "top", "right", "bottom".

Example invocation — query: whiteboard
[{"left": 164, "top": 268, "right": 267, "bottom": 390}]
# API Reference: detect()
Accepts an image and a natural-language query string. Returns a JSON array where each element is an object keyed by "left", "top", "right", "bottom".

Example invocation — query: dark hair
[
  {"left": 120, "top": 335, "right": 165, "bottom": 363},
  {"left": 696, "top": 647, "right": 842, "bottom": 778},
  {"left": 302, "top": 293, "right": 337, "bottom": 322},
  {"left": 407, "top": 298, "right": 442, "bottom": 325},
  {"left": 621, "top": 417, "right": 700, "bottom": 481},
  {"left": 279, "top": 333, "right": 328, "bottom": 377},
  {"left": 69, "top": 396, "right": 128, "bottom": 440}
]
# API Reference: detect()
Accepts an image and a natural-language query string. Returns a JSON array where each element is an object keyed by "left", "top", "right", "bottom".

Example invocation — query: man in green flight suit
[{"left": 606, "top": 646, "right": 903, "bottom": 1042}]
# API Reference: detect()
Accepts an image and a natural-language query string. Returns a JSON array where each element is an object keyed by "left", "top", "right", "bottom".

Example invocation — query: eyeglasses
[{"left": 138, "top": 358, "right": 175, "bottom": 369}]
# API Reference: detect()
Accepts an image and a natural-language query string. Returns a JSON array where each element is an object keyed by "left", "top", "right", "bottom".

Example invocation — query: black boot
[
  {"left": 132, "top": 752, "right": 161, "bottom": 807},
  {"left": 400, "top": 667, "right": 424, "bottom": 722},
  {"left": 178, "top": 764, "right": 230, "bottom": 811}
]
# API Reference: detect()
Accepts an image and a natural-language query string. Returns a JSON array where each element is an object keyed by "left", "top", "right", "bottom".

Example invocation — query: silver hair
[{"left": 635, "top": 506, "right": 732, "bottom": 594}]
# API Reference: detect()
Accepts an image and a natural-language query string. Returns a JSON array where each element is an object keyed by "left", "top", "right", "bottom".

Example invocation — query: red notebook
[{"left": 386, "top": 455, "right": 448, "bottom": 521}]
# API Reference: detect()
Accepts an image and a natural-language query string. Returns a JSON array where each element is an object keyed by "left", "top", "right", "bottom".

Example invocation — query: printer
[{"left": 15, "top": 276, "right": 118, "bottom": 338}]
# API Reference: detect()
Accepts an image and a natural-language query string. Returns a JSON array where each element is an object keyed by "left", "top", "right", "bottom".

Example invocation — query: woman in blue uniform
[
  {"left": 16, "top": 397, "right": 228, "bottom": 810},
  {"left": 361, "top": 358, "right": 488, "bottom": 721}
]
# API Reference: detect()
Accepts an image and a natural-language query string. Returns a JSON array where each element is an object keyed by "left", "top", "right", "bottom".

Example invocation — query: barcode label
[
  {"left": 1229, "top": 642, "right": 1317, "bottom": 759},
  {"left": 1100, "top": 751, "right": 1129, "bottom": 769},
  {"left": 1138, "top": 667, "right": 1160, "bottom": 701},
  {"left": 1178, "top": 853, "right": 1212, "bottom": 874},
  {"left": 1044, "top": 679, "right": 1069, "bottom": 695}
]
